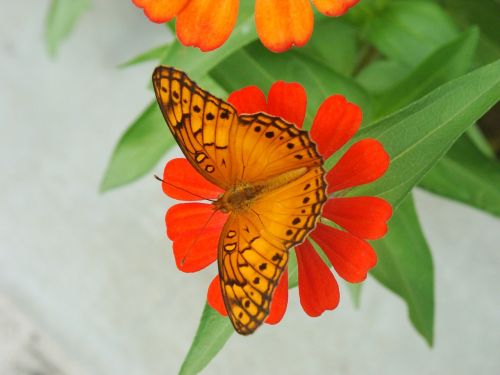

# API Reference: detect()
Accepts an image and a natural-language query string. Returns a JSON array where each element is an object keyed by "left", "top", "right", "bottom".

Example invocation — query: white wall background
[{"left": 0, "top": 1, "right": 499, "bottom": 374}]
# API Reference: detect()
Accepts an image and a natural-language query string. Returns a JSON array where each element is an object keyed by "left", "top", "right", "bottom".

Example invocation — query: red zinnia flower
[
  {"left": 161, "top": 81, "right": 391, "bottom": 325},
  {"left": 132, "top": 0, "right": 360, "bottom": 52}
]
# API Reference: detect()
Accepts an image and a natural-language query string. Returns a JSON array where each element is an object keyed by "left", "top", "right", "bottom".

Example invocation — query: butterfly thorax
[
  {"left": 214, "top": 167, "right": 311, "bottom": 213},
  {"left": 214, "top": 183, "right": 263, "bottom": 213}
]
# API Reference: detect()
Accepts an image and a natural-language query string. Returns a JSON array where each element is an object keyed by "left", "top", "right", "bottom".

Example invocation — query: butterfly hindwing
[
  {"left": 218, "top": 212, "right": 289, "bottom": 335},
  {"left": 219, "top": 166, "right": 327, "bottom": 334},
  {"left": 252, "top": 165, "right": 327, "bottom": 245}
]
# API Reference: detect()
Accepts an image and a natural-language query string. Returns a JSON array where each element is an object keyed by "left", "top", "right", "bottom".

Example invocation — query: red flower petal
[
  {"left": 227, "top": 86, "right": 268, "bottom": 115},
  {"left": 326, "top": 139, "right": 390, "bottom": 193},
  {"left": 163, "top": 158, "right": 223, "bottom": 200},
  {"left": 311, "top": 223, "right": 377, "bottom": 283},
  {"left": 265, "top": 270, "right": 288, "bottom": 324},
  {"left": 312, "top": 0, "right": 360, "bottom": 16},
  {"left": 255, "top": 0, "right": 314, "bottom": 52},
  {"left": 176, "top": 0, "right": 239, "bottom": 52},
  {"left": 267, "top": 81, "right": 307, "bottom": 128},
  {"left": 207, "top": 275, "right": 228, "bottom": 316},
  {"left": 322, "top": 197, "right": 392, "bottom": 240},
  {"left": 171, "top": 232, "right": 219, "bottom": 272},
  {"left": 166, "top": 203, "right": 227, "bottom": 272},
  {"left": 133, "top": 0, "right": 189, "bottom": 23},
  {"left": 296, "top": 241, "right": 339, "bottom": 317},
  {"left": 310, "top": 95, "right": 362, "bottom": 159},
  {"left": 165, "top": 203, "right": 226, "bottom": 240}
]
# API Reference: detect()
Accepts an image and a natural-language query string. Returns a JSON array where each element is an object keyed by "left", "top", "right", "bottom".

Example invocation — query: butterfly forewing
[
  {"left": 153, "top": 66, "right": 237, "bottom": 189},
  {"left": 227, "top": 113, "right": 323, "bottom": 185}
]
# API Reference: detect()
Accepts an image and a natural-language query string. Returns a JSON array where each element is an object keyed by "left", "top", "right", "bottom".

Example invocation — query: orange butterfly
[{"left": 153, "top": 66, "right": 327, "bottom": 334}]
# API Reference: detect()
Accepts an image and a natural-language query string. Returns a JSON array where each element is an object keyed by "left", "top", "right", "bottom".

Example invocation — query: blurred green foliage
[{"left": 45, "top": 0, "right": 90, "bottom": 57}]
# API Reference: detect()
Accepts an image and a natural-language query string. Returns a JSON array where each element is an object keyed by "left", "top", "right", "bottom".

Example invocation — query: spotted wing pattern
[
  {"left": 219, "top": 166, "right": 327, "bottom": 334},
  {"left": 153, "top": 66, "right": 323, "bottom": 187},
  {"left": 225, "top": 113, "right": 324, "bottom": 185},
  {"left": 153, "top": 66, "right": 237, "bottom": 189},
  {"left": 153, "top": 66, "right": 328, "bottom": 335}
]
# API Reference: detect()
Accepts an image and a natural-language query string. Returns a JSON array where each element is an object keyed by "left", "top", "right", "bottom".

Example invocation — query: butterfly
[{"left": 153, "top": 66, "right": 327, "bottom": 335}]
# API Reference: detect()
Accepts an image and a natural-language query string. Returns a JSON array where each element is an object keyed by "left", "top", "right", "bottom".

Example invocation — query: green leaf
[
  {"left": 374, "top": 27, "right": 479, "bottom": 117},
  {"left": 347, "top": 283, "right": 362, "bottom": 308},
  {"left": 119, "top": 43, "right": 171, "bottom": 68},
  {"left": 346, "top": 0, "right": 394, "bottom": 25},
  {"left": 179, "top": 303, "right": 233, "bottom": 375},
  {"left": 419, "top": 134, "right": 500, "bottom": 217},
  {"left": 364, "top": 0, "right": 458, "bottom": 67},
  {"left": 371, "top": 194, "right": 434, "bottom": 345},
  {"left": 211, "top": 45, "right": 372, "bottom": 125},
  {"left": 100, "top": 102, "right": 174, "bottom": 192},
  {"left": 356, "top": 59, "right": 409, "bottom": 93},
  {"left": 344, "top": 59, "right": 500, "bottom": 209},
  {"left": 288, "top": 249, "right": 299, "bottom": 288},
  {"left": 466, "top": 124, "right": 496, "bottom": 158},
  {"left": 44, "top": 0, "right": 90, "bottom": 57},
  {"left": 295, "top": 18, "right": 358, "bottom": 76}
]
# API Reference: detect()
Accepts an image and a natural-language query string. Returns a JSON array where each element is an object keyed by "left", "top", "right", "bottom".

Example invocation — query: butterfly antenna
[
  {"left": 180, "top": 208, "right": 220, "bottom": 266},
  {"left": 154, "top": 175, "right": 216, "bottom": 202}
]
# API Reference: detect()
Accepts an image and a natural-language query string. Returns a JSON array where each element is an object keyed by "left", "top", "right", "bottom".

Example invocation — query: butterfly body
[
  {"left": 153, "top": 66, "right": 327, "bottom": 335},
  {"left": 214, "top": 182, "right": 262, "bottom": 213},
  {"left": 214, "top": 166, "right": 311, "bottom": 213}
]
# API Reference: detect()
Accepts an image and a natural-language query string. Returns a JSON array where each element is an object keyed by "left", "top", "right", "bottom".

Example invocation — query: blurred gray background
[{"left": 0, "top": 1, "right": 499, "bottom": 374}]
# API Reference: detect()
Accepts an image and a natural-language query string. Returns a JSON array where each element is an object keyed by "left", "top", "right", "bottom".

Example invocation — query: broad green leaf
[
  {"left": 374, "top": 27, "right": 479, "bottom": 117},
  {"left": 179, "top": 303, "right": 233, "bottom": 375},
  {"left": 364, "top": 0, "right": 458, "bottom": 67},
  {"left": 344, "top": 59, "right": 500, "bottom": 209},
  {"left": 45, "top": 0, "right": 90, "bottom": 57},
  {"left": 119, "top": 43, "right": 171, "bottom": 68},
  {"left": 211, "top": 45, "right": 371, "bottom": 125},
  {"left": 160, "top": 2, "right": 257, "bottom": 80},
  {"left": 371, "top": 194, "right": 434, "bottom": 345},
  {"left": 100, "top": 102, "right": 174, "bottom": 192},
  {"left": 419, "top": 134, "right": 500, "bottom": 217},
  {"left": 356, "top": 59, "right": 409, "bottom": 93},
  {"left": 295, "top": 18, "right": 358, "bottom": 76}
]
